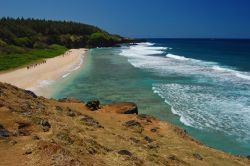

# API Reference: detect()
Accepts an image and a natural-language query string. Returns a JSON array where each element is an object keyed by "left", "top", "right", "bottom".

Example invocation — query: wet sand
[{"left": 0, "top": 48, "right": 87, "bottom": 96}]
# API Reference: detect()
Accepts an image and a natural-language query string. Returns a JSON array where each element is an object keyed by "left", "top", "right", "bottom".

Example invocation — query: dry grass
[{"left": 0, "top": 82, "right": 249, "bottom": 166}]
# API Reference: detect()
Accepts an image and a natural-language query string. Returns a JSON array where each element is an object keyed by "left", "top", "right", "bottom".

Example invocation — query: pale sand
[{"left": 0, "top": 48, "right": 87, "bottom": 96}]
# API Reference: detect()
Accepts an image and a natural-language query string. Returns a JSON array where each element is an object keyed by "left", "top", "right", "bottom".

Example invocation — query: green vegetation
[
  {"left": 0, "top": 17, "right": 131, "bottom": 49},
  {"left": 0, "top": 17, "right": 139, "bottom": 71},
  {"left": 0, "top": 44, "right": 67, "bottom": 71},
  {"left": 88, "top": 32, "right": 121, "bottom": 47}
]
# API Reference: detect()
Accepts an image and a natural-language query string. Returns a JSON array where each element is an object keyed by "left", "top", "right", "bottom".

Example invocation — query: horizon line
[{"left": 134, "top": 37, "right": 250, "bottom": 40}]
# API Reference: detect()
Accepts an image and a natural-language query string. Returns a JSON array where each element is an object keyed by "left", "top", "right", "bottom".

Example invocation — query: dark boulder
[
  {"left": 118, "top": 150, "right": 132, "bottom": 156},
  {"left": 0, "top": 124, "right": 9, "bottom": 138},
  {"left": 79, "top": 115, "right": 103, "bottom": 128},
  {"left": 16, "top": 122, "right": 31, "bottom": 136},
  {"left": 123, "top": 120, "right": 143, "bottom": 133},
  {"left": 32, "top": 117, "right": 51, "bottom": 132},
  {"left": 55, "top": 106, "right": 63, "bottom": 111},
  {"left": 150, "top": 127, "right": 159, "bottom": 133},
  {"left": 66, "top": 107, "right": 76, "bottom": 117},
  {"left": 148, "top": 142, "right": 159, "bottom": 149},
  {"left": 123, "top": 120, "right": 141, "bottom": 128},
  {"left": 86, "top": 100, "right": 101, "bottom": 111},
  {"left": 168, "top": 154, "right": 177, "bottom": 160},
  {"left": 40, "top": 119, "right": 51, "bottom": 128},
  {"left": 144, "top": 136, "right": 153, "bottom": 143},
  {"left": 24, "top": 90, "right": 37, "bottom": 98},
  {"left": 193, "top": 153, "right": 203, "bottom": 160},
  {"left": 40, "top": 119, "right": 51, "bottom": 132},
  {"left": 17, "top": 122, "right": 30, "bottom": 129},
  {"left": 67, "top": 111, "right": 76, "bottom": 117}
]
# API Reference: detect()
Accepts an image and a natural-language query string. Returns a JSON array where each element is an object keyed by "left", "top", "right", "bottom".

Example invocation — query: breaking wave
[
  {"left": 61, "top": 54, "right": 84, "bottom": 78},
  {"left": 166, "top": 53, "right": 190, "bottom": 61},
  {"left": 119, "top": 42, "right": 250, "bottom": 143}
]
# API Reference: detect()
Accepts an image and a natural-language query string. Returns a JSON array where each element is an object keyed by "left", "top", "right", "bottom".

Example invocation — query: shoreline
[
  {"left": 0, "top": 48, "right": 87, "bottom": 97},
  {"left": 0, "top": 81, "right": 249, "bottom": 165}
]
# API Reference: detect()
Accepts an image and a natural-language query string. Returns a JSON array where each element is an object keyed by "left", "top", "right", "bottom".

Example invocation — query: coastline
[
  {"left": 0, "top": 82, "right": 249, "bottom": 165},
  {"left": 0, "top": 48, "right": 87, "bottom": 97},
  {"left": 52, "top": 45, "right": 250, "bottom": 156}
]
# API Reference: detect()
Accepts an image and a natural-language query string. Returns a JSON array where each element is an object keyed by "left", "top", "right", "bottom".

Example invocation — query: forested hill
[
  {"left": 0, "top": 17, "right": 140, "bottom": 71},
  {"left": 0, "top": 17, "right": 134, "bottom": 49}
]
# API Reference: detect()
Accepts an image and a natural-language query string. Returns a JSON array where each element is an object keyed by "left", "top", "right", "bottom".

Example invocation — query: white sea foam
[
  {"left": 166, "top": 53, "right": 190, "bottom": 61},
  {"left": 72, "top": 65, "right": 81, "bottom": 71},
  {"left": 212, "top": 65, "right": 250, "bottom": 81},
  {"left": 235, "top": 73, "right": 250, "bottom": 80},
  {"left": 152, "top": 83, "right": 250, "bottom": 141},
  {"left": 120, "top": 42, "right": 250, "bottom": 142},
  {"left": 39, "top": 80, "right": 54, "bottom": 86},
  {"left": 120, "top": 43, "right": 250, "bottom": 83},
  {"left": 142, "top": 42, "right": 155, "bottom": 46},
  {"left": 28, "top": 55, "right": 84, "bottom": 93},
  {"left": 61, "top": 54, "right": 84, "bottom": 78},
  {"left": 120, "top": 42, "right": 167, "bottom": 57},
  {"left": 27, "top": 80, "right": 55, "bottom": 92},
  {"left": 62, "top": 73, "right": 71, "bottom": 78},
  {"left": 212, "top": 66, "right": 234, "bottom": 72}
]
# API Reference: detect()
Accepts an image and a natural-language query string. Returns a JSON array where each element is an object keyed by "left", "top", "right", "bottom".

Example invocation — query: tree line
[{"left": 0, "top": 17, "right": 135, "bottom": 51}]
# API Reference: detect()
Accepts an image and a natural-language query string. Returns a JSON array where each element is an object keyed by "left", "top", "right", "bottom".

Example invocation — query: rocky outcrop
[
  {"left": 118, "top": 149, "right": 133, "bottom": 156},
  {"left": 100, "top": 102, "right": 138, "bottom": 114},
  {"left": 0, "top": 124, "right": 9, "bottom": 138},
  {"left": 24, "top": 90, "right": 38, "bottom": 98},
  {"left": 79, "top": 114, "right": 103, "bottom": 128},
  {"left": 123, "top": 120, "right": 143, "bottom": 133},
  {"left": 85, "top": 100, "right": 101, "bottom": 111},
  {"left": 193, "top": 153, "right": 203, "bottom": 160},
  {"left": 0, "top": 82, "right": 249, "bottom": 166}
]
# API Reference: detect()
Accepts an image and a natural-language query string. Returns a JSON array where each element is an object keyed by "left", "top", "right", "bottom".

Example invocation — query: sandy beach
[{"left": 0, "top": 48, "right": 87, "bottom": 96}]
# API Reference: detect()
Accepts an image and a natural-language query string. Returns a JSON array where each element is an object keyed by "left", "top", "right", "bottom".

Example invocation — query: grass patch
[{"left": 0, "top": 44, "right": 67, "bottom": 71}]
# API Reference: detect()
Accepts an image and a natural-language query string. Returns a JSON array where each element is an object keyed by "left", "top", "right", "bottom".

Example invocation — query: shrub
[
  {"left": 0, "top": 39, "right": 7, "bottom": 47},
  {"left": 14, "top": 37, "right": 33, "bottom": 47},
  {"left": 33, "top": 41, "right": 48, "bottom": 49},
  {"left": 88, "top": 32, "right": 111, "bottom": 47}
]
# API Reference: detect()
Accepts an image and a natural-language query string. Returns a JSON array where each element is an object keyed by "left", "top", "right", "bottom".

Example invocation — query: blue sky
[{"left": 0, "top": 0, "right": 250, "bottom": 38}]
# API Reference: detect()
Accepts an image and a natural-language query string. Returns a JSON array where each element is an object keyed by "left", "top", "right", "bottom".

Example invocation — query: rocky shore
[{"left": 0, "top": 82, "right": 249, "bottom": 166}]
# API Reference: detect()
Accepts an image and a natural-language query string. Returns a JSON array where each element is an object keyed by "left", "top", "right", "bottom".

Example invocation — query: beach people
[{"left": 27, "top": 60, "right": 47, "bottom": 69}]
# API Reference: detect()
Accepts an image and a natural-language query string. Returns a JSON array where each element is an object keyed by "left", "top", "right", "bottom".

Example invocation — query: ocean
[{"left": 51, "top": 39, "right": 250, "bottom": 155}]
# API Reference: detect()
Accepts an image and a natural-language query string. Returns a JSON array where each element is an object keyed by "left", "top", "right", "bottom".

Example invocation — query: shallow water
[{"left": 51, "top": 39, "right": 250, "bottom": 155}]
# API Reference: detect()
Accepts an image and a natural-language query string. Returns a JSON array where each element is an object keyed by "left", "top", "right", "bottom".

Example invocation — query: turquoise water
[{"left": 51, "top": 39, "right": 250, "bottom": 155}]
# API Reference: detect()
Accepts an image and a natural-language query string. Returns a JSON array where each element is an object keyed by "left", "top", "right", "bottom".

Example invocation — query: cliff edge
[{"left": 0, "top": 82, "right": 249, "bottom": 166}]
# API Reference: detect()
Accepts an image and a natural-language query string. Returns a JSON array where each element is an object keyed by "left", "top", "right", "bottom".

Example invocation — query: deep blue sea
[{"left": 51, "top": 39, "right": 250, "bottom": 155}]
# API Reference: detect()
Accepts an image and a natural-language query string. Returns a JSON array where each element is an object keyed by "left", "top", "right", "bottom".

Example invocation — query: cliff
[{"left": 0, "top": 82, "right": 249, "bottom": 166}]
